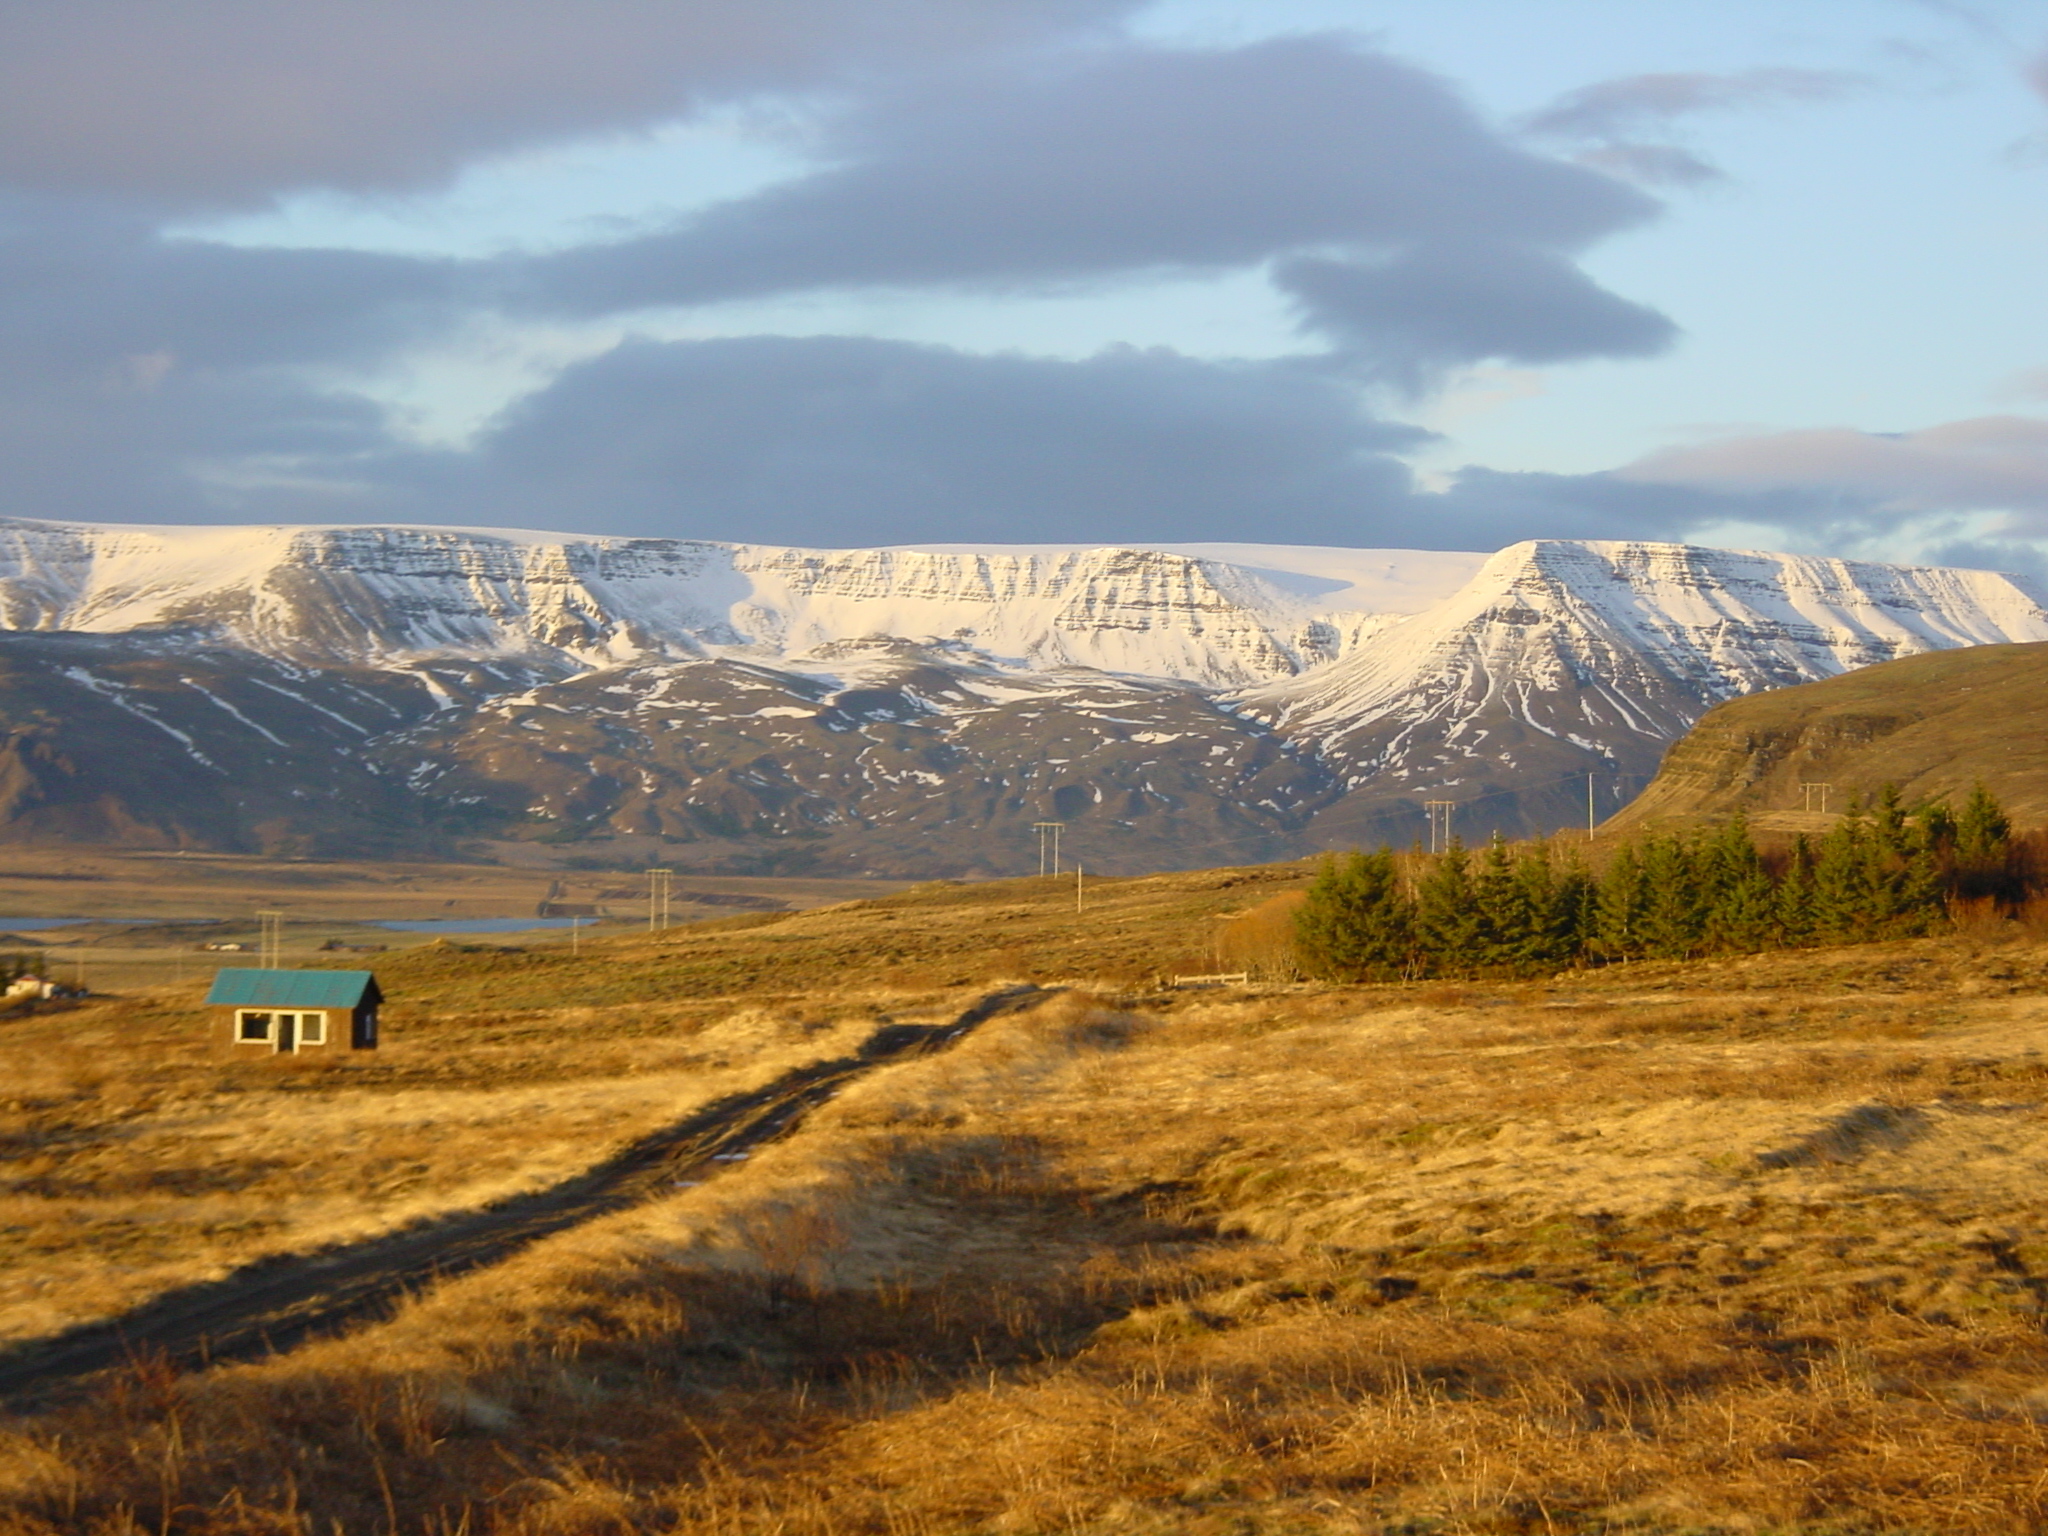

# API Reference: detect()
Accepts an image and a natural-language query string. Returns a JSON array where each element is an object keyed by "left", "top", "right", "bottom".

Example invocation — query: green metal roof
[{"left": 204, "top": 969, "right": 381, "bottom": 1009}]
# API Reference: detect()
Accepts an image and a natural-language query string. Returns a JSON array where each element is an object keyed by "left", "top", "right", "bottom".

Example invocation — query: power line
[
  {"left": 1000, "top": 768, "right": 1659, "bottom": 878},
  {"left": 1424, "top": 800, "right": 1457, "bottom": 856},
  {"left": 257, "top": 909, "right": 285, "bottom": 970},
  {"left": 1032, "top": 821, "right": 1064, "bottom": 876}
]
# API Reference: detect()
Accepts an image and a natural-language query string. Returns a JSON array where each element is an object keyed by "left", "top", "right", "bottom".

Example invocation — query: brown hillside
[{"left": 1605, "top": 639, "right": 2048, "bottom": 836}]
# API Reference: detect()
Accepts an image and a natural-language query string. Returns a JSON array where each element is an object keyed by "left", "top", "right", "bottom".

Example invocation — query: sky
[{"left": 1, "top": 0, "right": 2044, "bottom": 569}]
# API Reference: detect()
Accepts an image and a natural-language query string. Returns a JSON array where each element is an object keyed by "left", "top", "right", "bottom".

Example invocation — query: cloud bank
[
  {"left": 0, "top": 0, "right": 1135, "bottom": 207},
  {"left": 0, "top": 26, "right": 1705, "bottom": 548},
  {"left": 0, "top": 4, "right": 2028, "bottom": 567}
]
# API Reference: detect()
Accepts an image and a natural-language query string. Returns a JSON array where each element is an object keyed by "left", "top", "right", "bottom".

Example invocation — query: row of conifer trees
[{"left": 1292, "top": 784, "right": 2024, "bottom": 982}]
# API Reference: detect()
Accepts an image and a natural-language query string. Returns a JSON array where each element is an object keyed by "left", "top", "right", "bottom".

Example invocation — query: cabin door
[{"left": 276, "top": 1013, "right": 297, "bottom": 1054}]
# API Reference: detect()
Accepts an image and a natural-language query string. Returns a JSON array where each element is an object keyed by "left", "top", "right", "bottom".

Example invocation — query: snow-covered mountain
[
  {"left": 1240, "top": 539, "right": 2048, "bottom": 839},
  {"left": 0, "top": 516, "right": 2039, "bottom": 870},
  {"left": 0, "top": 519, "right": 1485, "bottom": 687}
]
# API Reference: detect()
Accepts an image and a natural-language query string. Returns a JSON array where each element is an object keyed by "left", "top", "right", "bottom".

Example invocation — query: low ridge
[{"left": 1605, "top": 639, "right": 2048, "bottom": 835}]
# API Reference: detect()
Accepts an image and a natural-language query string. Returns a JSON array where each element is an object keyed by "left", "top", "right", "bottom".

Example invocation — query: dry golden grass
[
  {"left": 0, "top": 986, "right": 911, "bottom": 1343},
  {"left": 14, "top": 867, "right": 2048, "bottom": 1531}
]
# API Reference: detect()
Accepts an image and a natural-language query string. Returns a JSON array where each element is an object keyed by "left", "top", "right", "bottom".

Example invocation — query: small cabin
[{"left": 206, "top": 969, "right": 382, "bottom": 1054}]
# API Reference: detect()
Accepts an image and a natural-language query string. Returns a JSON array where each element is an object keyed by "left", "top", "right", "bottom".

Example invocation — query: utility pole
[
  {"left": 1075, "top": 864, "right": 1083, "bottom": 913},
  {"left": 1588, "top": 773, "right": 1598, "bottom": 841},
  {"left": 1801, "top": 782, "right": 1833, "bottom": 814},
  {"left": 570, "top": 916, "right": 581, "bottom": 957},
  {"left": 257, "top": 909, "right": 285, "bottom": 970},
  {"left": 1033, "top": 822, "right": 1063, "bottom": 877},
  {"left": 1423, "top": 801, "right": 1457, "bottom": 856},
  {"left": 646, "top": 869, "right": 673, "bottom": 933}
]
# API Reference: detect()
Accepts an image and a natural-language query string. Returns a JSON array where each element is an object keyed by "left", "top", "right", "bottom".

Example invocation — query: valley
[
  {"left": 6, "top": 863, "right": 2048, "bottom": 1531},
  {"left": 0, "top": 846, "right": 908, "bottom": 991}
]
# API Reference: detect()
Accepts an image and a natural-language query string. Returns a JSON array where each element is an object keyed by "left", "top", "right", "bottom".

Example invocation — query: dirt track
[{"left": 0, "top": 985, "right": 1045, "bottom": 1411}]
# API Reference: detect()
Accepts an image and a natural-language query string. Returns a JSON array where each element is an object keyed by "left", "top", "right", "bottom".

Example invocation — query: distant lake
[
  {"left": 372, "top": 917, "right": 596, "bottom": 934},
  {"left": 0, "top": 918, "right": 99, "bottom": 929}
]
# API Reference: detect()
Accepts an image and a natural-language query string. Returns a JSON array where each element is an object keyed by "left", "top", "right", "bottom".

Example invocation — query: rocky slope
[
  {"left": 0, "top": 517, "right": 2041, "bottom": 871},
  {"left": 1604, "top": 640, "right": 2048, "bottom": 837}
]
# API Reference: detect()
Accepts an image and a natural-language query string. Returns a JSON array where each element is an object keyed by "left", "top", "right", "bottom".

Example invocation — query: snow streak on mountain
[{"left": 0, "top": 517, "right": 2039, "bottom": 872}]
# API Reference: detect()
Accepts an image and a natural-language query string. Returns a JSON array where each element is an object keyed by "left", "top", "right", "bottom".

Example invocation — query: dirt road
[{"left": 0, "top": 985, "right": 1044, "bottom": 1410}]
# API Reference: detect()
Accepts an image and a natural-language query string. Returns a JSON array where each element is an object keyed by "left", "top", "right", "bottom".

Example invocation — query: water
[
  {"left": 371, "top": 917, "right": 594, "bottom": 934},
  {"left": 0, "top": 918, "right": 100, "bottom": 930}
]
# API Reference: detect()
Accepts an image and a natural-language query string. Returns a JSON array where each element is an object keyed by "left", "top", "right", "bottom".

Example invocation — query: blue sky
[{"left": 2, "top": 0, "right": 2043, "bottom": 565}]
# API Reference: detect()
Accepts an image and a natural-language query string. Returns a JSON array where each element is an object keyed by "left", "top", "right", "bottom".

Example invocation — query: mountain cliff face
[{"left": 0, "top": 517, "right": 2039, "bottom": 871}]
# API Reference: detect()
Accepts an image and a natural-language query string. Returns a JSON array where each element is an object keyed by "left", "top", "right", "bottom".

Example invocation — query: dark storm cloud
[
  {"left": 439, "top": 333, "right": 1735, "bottom": 551},
  {"left": 521, "top": 37, "right": 1672, "bottom": 382},
  {"left": 0, "top": 360, "right": 426, "bottom": 526},
  {"left": 1275, "top": 245, "right": 1675, "bottom": 391},
  {"left": 0, "top": 201, "right": 461, "bottom": 523},
  {"left": 449, "top": 334, "right": 1430, "bottom": 545},
  {"left": 0, "top": 0, "right": 1133, "bottom": 208},
  {"left": 0, "top": 25, "right": 1691, "bottom": 546},
  {"left": 1437, "top": 465, "right": 1809, "bottom": 544},
  {"left": 0, "top": 202, "right": 460, "bottom": 375}
]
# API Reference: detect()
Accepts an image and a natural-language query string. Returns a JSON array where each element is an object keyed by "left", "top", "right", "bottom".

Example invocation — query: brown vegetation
[
  {"left": 8, "top": 863, "right": 2048, "bottom": 1531},
  {"left": 1607, "top": 639, "right": 2048, "bottom": 838}
]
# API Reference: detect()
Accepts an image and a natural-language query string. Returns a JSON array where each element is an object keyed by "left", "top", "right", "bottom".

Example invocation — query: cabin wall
[{"left": 215, "top": 1006, "right": 361, "bottom": 1054}]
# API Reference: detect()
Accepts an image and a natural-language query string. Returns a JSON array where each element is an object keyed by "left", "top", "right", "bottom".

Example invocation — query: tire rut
[{"left": 0, "top": 984, "right": 1046, "bottom": 1411}]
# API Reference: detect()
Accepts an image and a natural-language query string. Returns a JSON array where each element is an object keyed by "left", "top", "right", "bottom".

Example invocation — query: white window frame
[
  {"left": 235, "top": 1010, "right": 274, "bottom": 1043},
  {"left": 297, "top": 1011, "right": 327, "bottom": 1046}
]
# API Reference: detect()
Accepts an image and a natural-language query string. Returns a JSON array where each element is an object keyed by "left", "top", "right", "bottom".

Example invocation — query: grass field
[{"left": 6, "top": 859, "right": 2048, "bottom": 1532}]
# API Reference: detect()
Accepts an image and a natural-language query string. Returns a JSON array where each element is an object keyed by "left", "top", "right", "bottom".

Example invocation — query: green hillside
[{"left": 1608, "top": 640, "right": 2048, "bottom": 835}]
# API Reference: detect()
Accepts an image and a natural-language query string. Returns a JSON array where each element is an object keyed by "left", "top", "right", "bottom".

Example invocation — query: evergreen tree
[
  {"left": 1551, "top": 847, "right": 1600, "bottom": 967},
  {"left": 1812, "top": 798, "right": 1873, "bottom": 942},
  {"left": 1472, "top": 834, "right": 1535, "bottom": 970},
  {"left": 1896, "top": 827, "right": 1947, "bottom": 936},
  {"left": 1871, "top": 783, "right": 1910, "bottom": 862},
  {"left": 1958, "top": 782, "right": 2011, "bottom": 862},
  {"left": 1702, "top": 814, "right": 1774, "bottom": 952},
  {"left": 1861, "top": 783, "right": 1918, "bottom": 932},
  {"left": 1294, "top": 849, "right": 1415, "bottom": 982},
  {"left": 1416, "top": 840, "right": 1481, "bottom": 973},
  {"left": 1913, "top": 798, "right": 1957, "bottom": 855},
  {"left": 1596, "top": 842, "right": 1649, "bottom": 959},
  {"left": 1637, "top": 835, "right": 1704, "bottom": 959},
  {"left": 1775, "top": 835, "right": 1818, "bottom": 946}
]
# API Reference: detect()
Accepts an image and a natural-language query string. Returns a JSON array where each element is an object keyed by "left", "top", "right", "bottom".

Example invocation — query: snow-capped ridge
[{"left": 0, "top": 518, "right": 1482, "bottom": 686}]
